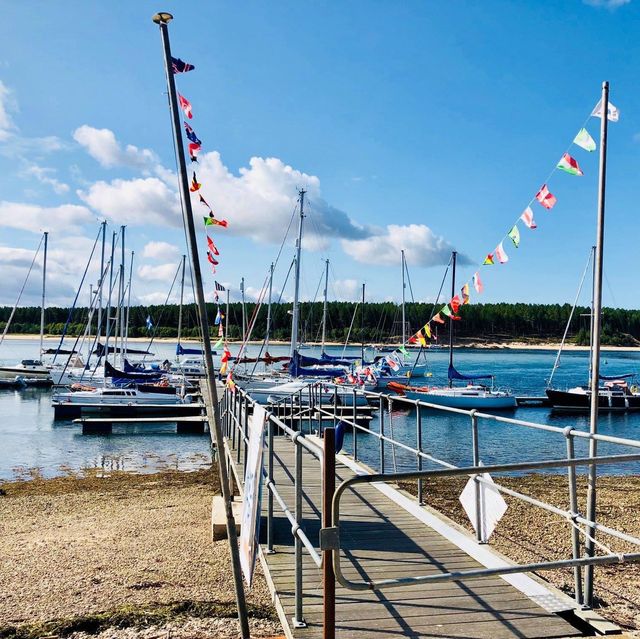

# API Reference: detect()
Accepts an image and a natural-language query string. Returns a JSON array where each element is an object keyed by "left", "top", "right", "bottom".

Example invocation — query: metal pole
[
  {"left": 267, "top": 415, "right": 275, "bottom": 553},
  {"left": 323, "top": 427, "right": 336, "bottom": 639},
  {"left": 416, "top": 405, "right": 423, "bottom": 505},
  {"left": 379, "top": 395, "right": 385, "bottom": 473},
  {"left": 401, "top": 249, "right": 406, "bottom": 346},
  {"left": 290, "top": 190, "right": 305, "bottom": 359},
  {"left": 120, "top": 226, "right": 126, "bottom": 366},
  {"left": 361, "top": 283, "right": 365, "bottom": 362},
  {"left": 471, "top": 411, "right": 483, "bottom": 543},
  {"left": 39, "top": 231, "right": 48, "bottom": 356},
  {"left": 293, "top": 441, "right": 306, "bottom": 628},
  {"left": 103, "top": 231, "right": 116, "bottom": 367},
  {"left": 565, "top": 430, "right": 584, "bottom": 605},
  {"left": 584, "top": 81, "right": 609, "bottom": 607},
  {"left": 587, "top": 245, "right": 596, "bottom": 386},
  {"left": 448, "top": 251, "right": 457, "bottom": 388},
  {"left": 225, "top": 288, "right": 230, "bottom": 339},
  {"left": 96, "top": 221, "right": 106, "bottom": 355},
  {"left": 321, "top": 258, "right": 329, "bottom": 353},
  {"left": 152, "top": 13, "right": 250, "bottom": 638},
  {"left": 352, "top": 388, "right": 357, "bottom": 460},
  {"left": 124, "top": 250, "right": 134, "bottom": 359},
  {"left": 177, "top": 254, "right": 186, "bottom": 361},
  {"left": 241, "top": 277, "right": 246, "bottom": 342},
  {"left": 265, "top": 262, "right": 274, "bottom": 353}
]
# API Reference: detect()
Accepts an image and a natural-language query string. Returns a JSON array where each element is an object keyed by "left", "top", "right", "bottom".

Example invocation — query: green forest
[{"left": 1, "top": 301, "right": 639, "bottom": 346}]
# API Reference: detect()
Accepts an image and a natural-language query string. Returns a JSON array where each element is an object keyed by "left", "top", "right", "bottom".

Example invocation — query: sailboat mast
[
  {"left": 96, "top": 221, "right": 106, "bottom": 355},
  {"left": 103, "top": 231, "right": 116, "bottom": 365},
  {"left": 124, "top": 250, "right": 134, "bottom": 360},
  {"left": 401, "top": 250, "right": 406, "bottom": 346},
  {"left": 225, "top": 288, "right": 230, "bottom": 340},
  {"left": 290, "top": 189, "right": 305, "bottom": 359},
  {"left": 361, "top": 282, "right": 365, "bottom": 362},
  {"left": 119, "top": 226, "right": 126, "bottom": 365},
  {"left": 587, "top": 244, "right": 596, "bottom": 386},
  {"left": 584, "top": 81, "right": 610, "bottom": 607},
  {"left": 39, "top": 231, "right": 48, "bottom": 356},
  {"left": 152, "top": 13, "right": 249, "bottom": 636},
  {"left": 176, "top": 254, "right": 186, "bottom": 361},
  {"left": 321, "top": 259, "right": 329, "bottom": 353},
  {"left": 265, "top": 262, "right": 274, "bottom": 353},
  {"left": 448, "top": 251, "right": 457, "bottom": 387},
  {"left": 241, "top": 277, "right": 246, "bottom": 341}
]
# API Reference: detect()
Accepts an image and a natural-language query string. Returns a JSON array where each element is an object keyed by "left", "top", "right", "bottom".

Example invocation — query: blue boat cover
[
  {"left": 299, "top": 353, "right": 354, "bottom": 367},
  {"left": 288, "top": 351, "right": 346, "bottom": 378},
  {"left": 176, "top": 344, "right": 217, "bottom": 356},
  {"left": 448, "top": 364, "right": 493, "bottom": 381},
  {"left": 599, "top": 373, "right": 635, "bottom": 380}
]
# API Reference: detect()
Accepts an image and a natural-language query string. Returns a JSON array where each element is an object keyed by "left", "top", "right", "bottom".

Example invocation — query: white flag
[{"left": 591, "top": 98, "right": 620, "bottom": 122}]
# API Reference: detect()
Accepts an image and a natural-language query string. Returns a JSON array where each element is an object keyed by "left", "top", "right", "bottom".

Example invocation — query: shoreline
[{"left": 3, "top": 333, "right": 640, "bottom": 352}]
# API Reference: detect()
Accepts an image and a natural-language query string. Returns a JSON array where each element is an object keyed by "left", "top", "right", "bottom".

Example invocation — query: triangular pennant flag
[
  {"left": 557, "top": 153, "right": 584, "bottom": 176},
  {"left": 520, "top": 206, "right": 537, "bottom": 229},
  {"left": 184, "top": 122, "right": 202, "bottom": 145},
  {"left": 461, "top": 283, "right": 470, "bottom": 305},
  {"left": 207, "top": 251, "right": 218, "bottom": 265},
  {"left": 190, "top": 172, "right": 201, "bottom": 192},
  {"left": 199, "top": 194, "right": 210, "bottom": 208},
  {"left": 417, "top": 330, "right": 427, "bottom": 347},
  {"left": 408, "top": 334, "right": 418, "bottom": 344},
  {"left": 213, "top": 336, "right": 224, "bottom": 349},
  {"left": 398, "top": 345, "right": 408, "bottom": 356},
  {"left": 535, "top": 184, "right": 557, "bottom": 210},
  {"left": 423, "top": 323, "right": 432, "bottom": 338},
  {"left": 483, "top": 253, "right": 494, "bottom": 265},
  {"left": 591, "top": 98, "right": 619, "bottom": 122},
  {"left": 450, "top": 295, "right": 461, "bottom": 314},
  {"left": 495, "top": 241, "right": 509, "bottom": 264},
  {"left": 218, "top": 322, "right": 224, "bottom": 337},
  {"left": 508, "top": 225, "right": 520, "bottom": 248},
  {"left": 574, "top": 128, "right": 596, "bottom": 152},
  {"left": 178, "top": 93, "right": 193, "bottom": 119},
  {"left": 207, "top": 235, "right": 220, "bottom": 256},
  {"left": 441, "top": 305, "right": 452, "bottom": 318},
  {"left": 188, "top": 142, "right": 201, "bottom": 162},
  {"left": 432, "top": 313, "right": 445, "bottom": 324},
  {"left": 171, "top": 57, "right": 195, "bottom": 74},
  {"left": 472, "top": 271, "right": 483, "bottom": 294}
]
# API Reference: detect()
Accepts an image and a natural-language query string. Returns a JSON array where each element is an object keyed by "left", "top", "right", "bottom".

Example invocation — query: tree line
[{"left": 1, "top": 301, "right": 639, "bottom": 346}]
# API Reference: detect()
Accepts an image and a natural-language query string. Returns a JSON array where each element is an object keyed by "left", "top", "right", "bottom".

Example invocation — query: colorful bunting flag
[
  {"left": 398, "top": 345, "right": 408, "bottom": 356},
  {"left": 213, "top": 336, "right": 224, "bottom": 349},
  {"left": 190, "top": 172, "right": 201, "bottom": 192},
  {"left": 495, "top": 241, "right": 509, "bottom": 264},
  {"left": 423, "top": 323, "right": 432, "bottom": 338},
  {"left": 591, "top": 98, "right": 619, "bottom": 122},
  {"left": 204, "top": 215, "right": 229, "bottom": 228},
  {"left": 508, "top": 225, "right": 520, "bottom": 248},
  {"left": 483, "top": 253, "right": 494, "bottom": 265},
  {"left": 574, "top": 128, "right": 596, "bottom": 152},
  {"left": 441, "top": 305, "right": 452, "bottom": 318},
  {"left": 184, "top": 123, "right": 202, "bottom": 145},
  {"left": 520, "top": 206, "right": 537, "bottom": 229},
  {"left": 171, "top": 57, "right": 195, "bottom": 74},
  {"left": 535, "top": 184, "right": 557, "bottom": 210},
  {"left": 207, "top": 235, "right": 219, "bottom": 256},
  {"left": 188, "top": 142, "right": 201, "bottom": 162},
  {"left": 207, "top": 251, "right": 218, "bottom": 266},
  {"left": 408, "top": 334, "right": 418, "bottom": 344},
  {"left": 178, "top": 93, "right": 193, "bottom": 119},
  {"left": 557, "top": 153, "right": 583, "bottom": 176},
  {"left": 461, "top": 283, "right": 470, "bottom": 305},
  {"left": 450, "top": 295, "right": 461, "bottom": 314},
  {"left": 199, "top": 194, "right": 211, "bottom": 208},
  {"left": 432, "top": 313, "right": 445, "bottom": 324},
  {"left": 226, "top": 372, "right": 236, "bottom": 391},
  {"left": 214, "top": 308, "right": 224, "bottom": 325},
  {"left": 218, "top": 322, "right": 224, "bottom": 337},
  {"left": 417, "top": 331, "right": 427, "bottom": 347},
  {"left": 472, "top": 271, "right": 483, "bottom": 294}
]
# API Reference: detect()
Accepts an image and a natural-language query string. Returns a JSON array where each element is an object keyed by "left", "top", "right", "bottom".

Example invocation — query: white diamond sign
[{"left": 459, "top": 472, "right": 508, "bottom": 543}]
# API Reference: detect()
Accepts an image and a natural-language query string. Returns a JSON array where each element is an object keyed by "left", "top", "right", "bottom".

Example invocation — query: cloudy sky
[{"left": 0, "top": 1, "right": 639, "bottom": 311}]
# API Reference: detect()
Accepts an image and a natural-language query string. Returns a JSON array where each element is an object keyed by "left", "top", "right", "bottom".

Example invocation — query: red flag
[
  {"left": 199, "top": 194, "right": 210, "bottom": 208},
  {"left": 207, "top": 251, "right": 218, "bottom": 266},
  {"left": 432, "top": 313, "right": 445, "bottom": 324},
  {"left": 450, "top": 295, "right": 461, "bottom": 314},
  {"left": 209, "top": 215, "right": 228, "bottom": 228},
  {"left": 536, "top": 184, "right": 557, "bottom": 210},
  {"left": 408, "top": 334, "right": 418, "bottom": 344},
  {"left": 190, "top": 172, "right": 201, "bottom": 192},
  {"left": 178, "top": 93, "right": 193, "bottom": 119},
  {"left": 207, "top": 235, "right": 219, "bottom": 256},
  {"left": 188, "top": 143, "right": 201, "bottom": 162}
]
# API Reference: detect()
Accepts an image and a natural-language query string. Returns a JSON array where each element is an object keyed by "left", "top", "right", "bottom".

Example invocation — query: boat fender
[
  {"left": 632, "top": 385, "right": 638, "bottom": 394},
  {"left": 335, "top": 420, "right": 346, "bottom": 453}
]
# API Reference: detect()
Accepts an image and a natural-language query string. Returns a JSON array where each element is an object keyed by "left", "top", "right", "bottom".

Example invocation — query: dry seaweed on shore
[{"left": 397, "top": 473, "right": 640, "bottom": 633}]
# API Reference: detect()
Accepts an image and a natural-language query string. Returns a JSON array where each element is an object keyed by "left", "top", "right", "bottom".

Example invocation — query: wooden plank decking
[{"left": 226, "top": 432, "right": 583, "bottom": 639}]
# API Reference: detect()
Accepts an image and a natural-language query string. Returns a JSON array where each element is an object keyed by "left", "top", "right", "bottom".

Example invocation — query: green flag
[
  {"left": 213, "top": 336, "right": 223, "bottom": 349},
  {"left": 574, "top": 128, "right": 596, "bottom": 152},
  {"left": 398, "top": 346, "right": 408, "bottom": 356},
  {"left": 508, "top": 225, "right": 520, "bottom": 248}
]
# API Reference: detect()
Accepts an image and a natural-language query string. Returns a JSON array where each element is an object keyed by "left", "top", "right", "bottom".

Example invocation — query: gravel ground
[
  {"left": 0, "top": 468, "right": 282, "bottom": 638},
  {"left": 398, "top": 474, "right": 640, "bottom": 635}
]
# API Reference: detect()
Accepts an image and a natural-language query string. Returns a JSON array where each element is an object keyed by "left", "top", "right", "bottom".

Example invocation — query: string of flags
[
  {"left": 407, "top": 97, "right": 618, "bottom": 349},
  {"left": 173, "top": 50, "right": 231, "bottom": 355}
]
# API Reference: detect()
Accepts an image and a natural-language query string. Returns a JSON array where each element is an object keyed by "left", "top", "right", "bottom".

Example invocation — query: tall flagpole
[
  {"left": 584, "top": 80, "right": 609, "bottom": 607},
  {"left": 176, "top": 254, "right": 186, "bottom": 361},
  {"left": 266, "top": 263, "right": 274, "bottom": 353},
  {"left": 401, "top": 250, "right": 406, "bottom": 347},
  {"left": 290, "top": 189, "right": 305, "bottom": 359},
  {"left": 448, "top": 251, "right": 457, "bottom": 387},
  {"left": 39, "top": 231, "right": 48, "bottom": 357},
  {"left": 321, "top": 259, "right": 329, "bottom": 354},
  {"left": 152, "top": 13, "right": 250, "bottom": 637}
]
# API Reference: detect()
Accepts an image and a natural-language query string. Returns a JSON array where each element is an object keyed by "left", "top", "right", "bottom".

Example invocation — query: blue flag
[
  {"left": 171, "top": 57, "right": 195, "bottom": 74},
  {"left": 184, "top": 122, "right": 201, "bottom": 145},
  {"left": 146, "top": 315, "right": 153, "bottom": 331}
]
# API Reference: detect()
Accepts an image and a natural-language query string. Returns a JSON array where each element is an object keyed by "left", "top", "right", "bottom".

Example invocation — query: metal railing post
[
  {"left": 308, "top": 384, "right": 313, "bottom": 434},
  {"left": 298, "top": 388, "right": 303, "bottom": 433},
  {"left": 379, "top": 395, "right": 385, "bottom": 473},
  {"left": 333, "top": 386, "right": 338, "bottom": 429},
  {"left": 470, "top": 410, "right": 483, "bottom": 543},
  {"left": 416, "top": 403, "right": 423, "bottom": 505},
  {"left": 323, "top": 427, "right": 336, "bottom": 639},
  {"left": 267, "top": 415, "right": 275, "bottom": 553},
  {"left": 243, "top": 395, "right": 250, "bottom": 471},
  {"left": 352, "top": 388, "right": 358, "bottom": 460},
  {"left": 293, "top": 441, "right": 307, "bottom": 628},
  {"left": 565, "top": 428, "right": 584, "bottom": 606},
  {"left": 236, "top": 392, "right": 241, "bottom": 463}
]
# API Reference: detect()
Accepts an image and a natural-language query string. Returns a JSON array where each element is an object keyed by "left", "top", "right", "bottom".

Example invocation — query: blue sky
[{"left": 0, "top": 0, "right": 638, "bottom": 312}]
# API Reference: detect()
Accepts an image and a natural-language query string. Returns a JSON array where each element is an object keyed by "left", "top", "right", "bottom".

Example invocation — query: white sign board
[
  {"left": 459, "top": 472, "right": 508, "bottom": 543},
  {"left": 239, "top": 404, "right": 266, "bottom": 587}
]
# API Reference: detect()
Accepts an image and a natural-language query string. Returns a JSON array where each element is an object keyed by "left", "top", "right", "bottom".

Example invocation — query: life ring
[{"left": 631, "top": 385, "right": 638, "bottom": 394}]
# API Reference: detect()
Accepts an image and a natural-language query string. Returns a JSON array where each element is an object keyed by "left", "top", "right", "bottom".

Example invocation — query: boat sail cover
[
  {"left": 176, "top": 344, "right": 217, "bottom": 356},
  {"left": 288, "top": 350, "right": 346, "bottom": 378},
  {"left": 599, "top": 373, "right": 635, "bottom": 381},
  {"left": 104, "top": 361, "right": 163, "bottom": 383},
  {"left": 299, "top": 353, "right": 354, "bottom": 367},
  {"left": 448, "top": 364, "right": 493, "bottom": 381},
  {"left": 94, "top": 343, "right": 153, "bottom": 356}
]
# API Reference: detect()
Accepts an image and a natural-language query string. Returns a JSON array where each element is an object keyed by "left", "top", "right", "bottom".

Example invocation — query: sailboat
[
  {"left": 0, "top": 232, "right": 52, "bottom": 385},
  {"left": 390, "top": 251, "right": 516, "bottom": 409},
  {"left": 546, "top": 248, "right": 640, "bottom": 411}
]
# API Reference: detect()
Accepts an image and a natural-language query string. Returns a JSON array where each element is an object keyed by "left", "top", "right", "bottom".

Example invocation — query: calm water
[{"left": 2, "top": 338, "right": 640, "bottom": 480}]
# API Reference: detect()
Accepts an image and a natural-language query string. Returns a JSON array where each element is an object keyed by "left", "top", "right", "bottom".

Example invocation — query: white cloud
[
  {"left": 142, "top": 241, "right": 181, "bottom": 261},
  {"left": 77, "top": 177, "right": 181, "bottom": 227},
  {"left": 0, "top": 202, "right": 94, "bottom": 233},
  {"left": 333, "top": 279, "right": 360, "bottom": 301},
  {"left": 341, "top": 223, "right": 460, "bottom": 267},
  {"left": 584, "top": 0, "right": 631, "bottom": 7},
  {"left": 0, "top": 81, "right": 17, "bottom": 141},
  {"left": 23, "top": 164, "right": 69, "bottom": 194},
  {"left": 137, "top": 262, "right": 180, "bottom": 282},
  {"left": 73, "top": 125, "right": 158, "bottom": 170}
]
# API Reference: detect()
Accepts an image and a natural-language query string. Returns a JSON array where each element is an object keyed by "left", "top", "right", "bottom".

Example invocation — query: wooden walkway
[{"left": 226, "top": 434, "right": 583, "bottom": 639}]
